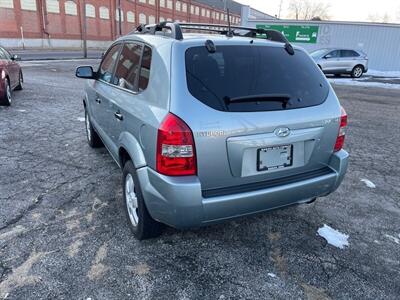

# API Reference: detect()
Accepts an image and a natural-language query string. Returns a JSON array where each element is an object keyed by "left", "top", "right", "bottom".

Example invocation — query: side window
[
  {"left": 98, "top": 44, "right": 121, "bottom": 83},
  {"left": 138, "top": 46, "right": 152, "bottom": 91},
  {"left": 341, "top": 50, "right": 359, "bottom": 57},
  {"left": 113, "top": 43, "right": 143, "bottom": 91},
  {"left": 327, "top": 50, "right": 340, "bottom": 58}
]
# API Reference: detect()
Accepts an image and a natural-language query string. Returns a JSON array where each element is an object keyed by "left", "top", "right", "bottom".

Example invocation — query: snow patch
[
  {"left": 317, "top": 224, "right": 349, "bottom": 249},
  {"left": 329, "top": 78, "right": 400, "bottom": 90},
  {"left": 267, "top": 273, "right": 277, "bottom": 278},
  {"left": 367, "top": 69, "right": 400, "bottom": 78},
  {"left": 360, "top": 178, "right": 376, "bottom": 188},
  {"left": 384, "top": 234, "right": 400, "bottom": 245},
  {"left": 17, "top": 109, "right": 27, "bottom": 112},
  {"left": 77, "top": 117, "right": 85, "bottom": 122}
]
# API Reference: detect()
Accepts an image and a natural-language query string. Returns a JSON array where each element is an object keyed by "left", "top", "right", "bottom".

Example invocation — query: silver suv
[
  {"left": 76, "top": 23, "right": 349, "bottom": 239},
  {"left": 310, "top": 48, "right": 368, "bottom": 78}
]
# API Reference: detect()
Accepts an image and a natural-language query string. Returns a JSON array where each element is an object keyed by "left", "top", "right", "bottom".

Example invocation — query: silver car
[
  {"left": 76, "top": 23, "right": 349, "bottom": 239},
  {"left": 311, "top": 48, "right": 368, "bottom": 78}
]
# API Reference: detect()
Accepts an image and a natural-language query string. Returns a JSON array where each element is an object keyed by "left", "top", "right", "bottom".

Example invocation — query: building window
[
  {"left": 166, "top": 18, "right": 172, "bottom": 21},
  {"left": 201, "top": 8, "right": 205, "bottom": 17},
  {"left": 139, "top": 13, "right": 146, "bottom": 24},
  {"left": 160, "top": 0, "right": 165, "bottom": 8},
  {"left": 0, "top": 0, "right": 13, "bottom": 8},
  {"left": 64, "top": 1, "right": 77, "bottom": 15},
  {"left": 20, "top": 0, "right": 37, "bottom": 11},
  {"left": 99, "top": 6, "right": 110, "bottom": 19},
  {"left": 127, "top": 11, "right": 135, "bottom": 23},
  {"left": 139, "top": 0, "right": 146, "bottom": 3},
  {"left": 175, "top": 1, "right": 181, "bottom": 11},
  {"left": 159, "top": 16, "right": 165, "bottom": 22},
  {"left": 46, "top": 0, "right": 59, "bottom": 13},
  {"left": 195, "top": 6, "right": 199, "bottom": 15},
  {"left": 85, "top": 4, "right": 95, "bottom": 18},
  {"left": 206, "top": 10, "right": 210, "bottom": 18},
  {"left": 167, "top": 0, "right": 172, "bottom": 9},
  {"left": 182, "top": 3, "right": 187, "bottom": 12},
  {"left": 190, "top": 5, "right": 194, "bottom": 14},
  {"left": 148, "top": 0, "right": 155, "bottom": 5},
  {"left": 116, "top": 9, "right": 124, "bottom": 21},
  {"left": 148, "top": 15, "right": 155, "bottom": 24}
]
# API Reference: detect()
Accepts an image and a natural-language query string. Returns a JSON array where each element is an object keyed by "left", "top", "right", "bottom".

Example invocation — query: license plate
[{"left": 257, "top": 145, "right": 293, "bottom": 171}]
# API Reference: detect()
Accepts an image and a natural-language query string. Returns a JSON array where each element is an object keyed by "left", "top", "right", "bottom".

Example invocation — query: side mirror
[
  {"left": 324, "top": 54, "right": 332, "bottom": 59},
  {"left": 76, "top": 66, "right": 96, "bottom": 79},
  {"left": 11, "top": 54, "right": 21, "bottom": 61}
]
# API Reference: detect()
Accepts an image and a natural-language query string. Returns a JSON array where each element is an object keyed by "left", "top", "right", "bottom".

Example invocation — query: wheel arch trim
[{"left": 118, "top": 131, "right": 147, "bottom": 169}]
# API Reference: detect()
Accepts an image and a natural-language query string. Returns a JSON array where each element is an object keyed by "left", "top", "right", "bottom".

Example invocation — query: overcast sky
[{"left": 235, "top": 0, "right": 400, "bottom": 23}]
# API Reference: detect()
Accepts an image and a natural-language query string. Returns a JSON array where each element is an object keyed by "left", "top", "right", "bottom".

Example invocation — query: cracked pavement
[{"left": 0, "top": 60, "right": 399, "bottom": 299}]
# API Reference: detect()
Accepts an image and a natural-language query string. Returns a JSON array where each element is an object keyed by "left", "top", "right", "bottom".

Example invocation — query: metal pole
[
  {"left": 118, "top": 0, "right": 122, "bottom": 36},
  {"left": 80, "top": 0, "right": 87, "bottom": 58},
  {"left": 278, "top": 0, "right": 283, "bottom": 19}
]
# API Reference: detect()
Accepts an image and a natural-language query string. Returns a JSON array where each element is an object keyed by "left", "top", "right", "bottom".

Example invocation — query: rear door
[
  {"left": 339, "top": 50, "right": 360, "bottom": 71},
  {"left": 1, "top": 49, "right": 18, "bottom": 88},
  {"left": 171, "top": 43, "right": 341, "bottom": 191}
]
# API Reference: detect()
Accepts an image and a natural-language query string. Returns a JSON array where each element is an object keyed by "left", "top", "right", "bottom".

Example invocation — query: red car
[{"left": 0, "top": 46, "right": 23, "bottom": 106}]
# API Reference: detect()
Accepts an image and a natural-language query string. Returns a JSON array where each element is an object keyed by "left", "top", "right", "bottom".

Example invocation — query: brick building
[{"left": 0, "top": 0, "right": 242, "bottom": 48}]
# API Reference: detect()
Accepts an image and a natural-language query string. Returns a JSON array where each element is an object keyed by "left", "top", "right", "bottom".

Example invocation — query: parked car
[
  {"left": 76, "top": 23, "right": 349, "bottom": 240},
  {"left": 0, "top": 47, "right": 23, "bottom": 106},
  {"left": 310, "top": 48, "right": 368, "bottom": 78}
]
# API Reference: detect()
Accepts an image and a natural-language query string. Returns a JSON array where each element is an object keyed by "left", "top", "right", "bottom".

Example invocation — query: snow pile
[
  {"left": 367, "top": 70, "right": 400, "bottom": 78},
  {"left": 328, "top": 78, "right": 400, "bottom": 90},
  {"left": 267, "top": 273, "right": 277, "bottom": 278},
  {"left": 318, "top": 224, "right": 349, "bottom": 249},
  {"left": 360, "top": 178, "right": 376, "bottom": 188},
  {"left": 77, "top": 117, "right": 85, "bottom": 122}
]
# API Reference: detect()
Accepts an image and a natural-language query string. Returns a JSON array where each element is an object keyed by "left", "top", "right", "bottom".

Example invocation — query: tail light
[
  {"left": 156, "top": 113, "right": 197, "bottom": 176},
  {"left": 334, "top": 107, "right": 348, "bottom": 152},
  {"left": 1, "top": 70, "right": 5, "bottom": 79}
]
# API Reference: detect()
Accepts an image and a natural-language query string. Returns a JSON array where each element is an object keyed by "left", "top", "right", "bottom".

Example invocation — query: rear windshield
[{"left": 185, "top": 45, "right": 329, "bottom": 112}]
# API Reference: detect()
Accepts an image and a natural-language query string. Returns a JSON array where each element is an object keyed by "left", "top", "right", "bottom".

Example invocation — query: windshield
[
  {"left": 185, "top": 45, "right": 329, "bottom": 112},
  {"left": 310, "top": 49, "right": 329, "bottom": 58}
]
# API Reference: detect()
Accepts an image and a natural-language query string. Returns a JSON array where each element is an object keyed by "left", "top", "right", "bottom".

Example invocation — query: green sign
[{"left": 256, "top": 24, "right": 319, "bottom": 44}]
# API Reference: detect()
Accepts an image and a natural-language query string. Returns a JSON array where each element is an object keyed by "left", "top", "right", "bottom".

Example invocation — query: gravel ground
[{"left": 0, "top": 60, "right": 399, "bottom": 300}]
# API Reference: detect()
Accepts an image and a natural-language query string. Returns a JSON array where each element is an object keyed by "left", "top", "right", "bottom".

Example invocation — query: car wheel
[
  {"left": 15, "top": 71, "right": 23, "bottom": 90},
  {"left": 351, "top": 65, "right": 364, "bottom": 78},
  {"left": 123, "top": 160, "right": 163, "bottom": 240},
  {"left": 85, "top": 110, "right": 103, "bottom": 148},
  {"left": 0, "top": 78, "right": 12, "bottom": 106}
]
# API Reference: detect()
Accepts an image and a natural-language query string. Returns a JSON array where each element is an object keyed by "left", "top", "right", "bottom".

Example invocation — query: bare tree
[
  {"left": 368, "top": 12, "right": 391, "bottom": 23},
  {"left": 287, "top": 0, "right": 330, "bottom": 20}
]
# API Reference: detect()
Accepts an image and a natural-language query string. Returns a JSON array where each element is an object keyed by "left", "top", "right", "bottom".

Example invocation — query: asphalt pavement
[
  {"left": 8, "top": 49, "right": 104, "bottom": 61},
  {"left": 0, "top": 60, "right": 399, "bottom": 299}
]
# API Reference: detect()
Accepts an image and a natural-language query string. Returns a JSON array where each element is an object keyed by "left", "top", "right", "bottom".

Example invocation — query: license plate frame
[{"left": 257, "top": 144, "right": 293, "bottom": 172}]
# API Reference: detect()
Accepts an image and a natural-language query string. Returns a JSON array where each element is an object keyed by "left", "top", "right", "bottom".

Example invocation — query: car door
[
  {"left": 90, "top": 43, "right": 122, "bottom": 152},
  {"left": 1, "top": 48, "right": 18, "bottom": 88},
  {"left": 340, "top": 50, "right": 359, "bottom": 71},
  {"left": 320, "top": 50, "right": 340, "bottom": 72},
  {"left": 103, "top": 42, "right": 145, "bottom": 153}
]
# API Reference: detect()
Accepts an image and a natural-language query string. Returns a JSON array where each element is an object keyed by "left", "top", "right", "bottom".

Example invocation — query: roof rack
[{"left": 133, "top": 22, "right": 289, "bottom": 44}]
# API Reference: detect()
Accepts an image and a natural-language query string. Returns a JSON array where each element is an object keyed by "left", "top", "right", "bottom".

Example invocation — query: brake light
[
  {"left": 156, "top": 113, "right": 197, "bottom": 176},
  {"left": 334, "top": 107, "right": 348, "bottom": 152},
  {"left": 1, "top": 70, "right": 5, "bottom": 79}
]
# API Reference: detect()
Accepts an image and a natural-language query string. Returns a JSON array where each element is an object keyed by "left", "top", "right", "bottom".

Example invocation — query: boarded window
[
  {"left": 46, "top": 0, "right": 59, "bottom": 13},
  {"left": 148, "top": 15, "right": 155, "bottom": 24},
  {"left": 64, "top": 1, "right": 77, "bottom": 16},
  {"left": 167, "top": 0, "right": 172, "bottom": 9},
  {"left": 182, "top": 3, "right": 187, "bottom": 12},
  {"left": 139, "top": 13, "right": 146, "bottom": 24},
  {"left": 127, "top": 11, "right": 135, "bottom": 23},
  {"left": 175, "top": 1, "right": 181, "bottom": 11},
  {"left": 99, "top": 6, "right": 110, "bottom": 19},
  {"left": 0, "top": 0, "right": 14, "bottom": 9},
  {"left": 20, "top": 0, "right": 37, "bottom": 11},
  {"left": 195, "top": 7, "right": 199, "bottom": 15},
  {"left": 85, "top": 4, "right": 95, "bottom": 18},
  {"left": 160, "top": 0, "right": 165, "bottom": 7}
]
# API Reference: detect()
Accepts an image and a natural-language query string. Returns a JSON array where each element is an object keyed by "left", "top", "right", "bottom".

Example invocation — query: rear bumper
[{"left": 138, "top": 150, "right": 349, "bottom": 229}]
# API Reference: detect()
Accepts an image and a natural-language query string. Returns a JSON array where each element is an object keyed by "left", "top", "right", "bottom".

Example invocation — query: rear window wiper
[{"left": 224, "top": 94, "right": 292, "bottom": 108}]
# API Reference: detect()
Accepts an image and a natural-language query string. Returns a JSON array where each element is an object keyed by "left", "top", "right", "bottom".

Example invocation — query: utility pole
[
  {"left": 117, "top": 0, "right": 122, "bottom": 36},
  {"left": 78, "top": 0, "right": 87, "bottom": 58}
]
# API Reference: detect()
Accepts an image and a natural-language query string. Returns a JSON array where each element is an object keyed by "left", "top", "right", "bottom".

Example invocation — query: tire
[
  {"left": 0, "top": 78, "right": 12, "bottom": 106},
  {"left": 123, "top": 160, "right": 163, "bottom": 240},
  {"left": 351, "top": 65, "right": 364, "bottom": 78},
  {"left": 85, "top": 110, "right": 103, "bottom": 148},
  {"left": 334, "top": 74, "right": 341, "bottom": 77},
  {"left": 15, "top": 71, "right": 23, "bottom": 90}
]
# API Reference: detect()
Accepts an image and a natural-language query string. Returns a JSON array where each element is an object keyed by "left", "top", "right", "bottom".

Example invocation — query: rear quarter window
[{"left": 185, "top": 45, "right": 329, "bottom": 112}]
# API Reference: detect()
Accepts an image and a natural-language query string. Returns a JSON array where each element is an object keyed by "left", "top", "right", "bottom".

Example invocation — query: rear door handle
[{"left": 114, "top": 111, "right": 123, "bottom": 121}]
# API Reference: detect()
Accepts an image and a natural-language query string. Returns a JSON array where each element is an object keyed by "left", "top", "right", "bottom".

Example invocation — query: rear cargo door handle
[{"left": 114, "top": 111, "right": 123, "bottom": 121}]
